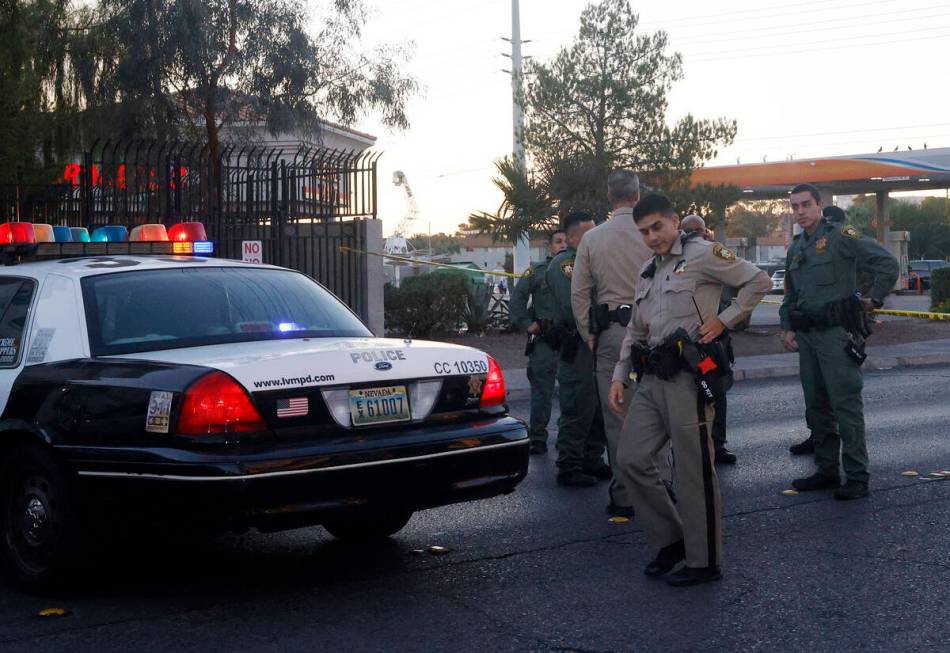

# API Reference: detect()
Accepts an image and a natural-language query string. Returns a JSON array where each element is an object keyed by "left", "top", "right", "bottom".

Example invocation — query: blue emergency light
[
  {"left": 52, "top": 226, "right": 73, "bottom": 242},
  {"left": 91, "top": 225, "right": 129, "bottom": 242},
  {"left": 70, "top": 227, "right": 91, "bottom": 242}
]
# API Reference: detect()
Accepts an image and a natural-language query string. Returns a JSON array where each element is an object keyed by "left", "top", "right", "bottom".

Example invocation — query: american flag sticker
[{"left": 276, "top": 397, "right": 309, "bottom": 418}]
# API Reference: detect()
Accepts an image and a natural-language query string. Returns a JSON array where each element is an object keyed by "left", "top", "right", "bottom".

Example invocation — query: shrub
[
  {"left": 384, "top": 272, "right": 469, "bottom": 338},
  {"left": 931, "top": 268, "right": 950, "bottom": 311},
  {"left": 463, "top": 283, "right": 494, "bottom": 335}
]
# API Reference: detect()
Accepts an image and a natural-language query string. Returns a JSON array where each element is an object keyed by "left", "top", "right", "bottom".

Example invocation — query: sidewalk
[{"left": 504, "top": 338, "right": 950, "bottom": 400}]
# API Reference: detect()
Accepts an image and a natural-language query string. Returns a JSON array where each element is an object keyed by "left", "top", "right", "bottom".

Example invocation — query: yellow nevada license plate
[{"left": 349, "top": 385, "right": 411, "bottom": 426}]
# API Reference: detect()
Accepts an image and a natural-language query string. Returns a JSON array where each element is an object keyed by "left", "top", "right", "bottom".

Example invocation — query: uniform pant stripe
[{"left": 695, "top": 393, "right": 718, "bottom": 567}]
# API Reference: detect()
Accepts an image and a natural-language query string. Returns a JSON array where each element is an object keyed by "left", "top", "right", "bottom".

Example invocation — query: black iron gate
[{"left": 0, "top": 140, "right": 381, "bottom": 323}]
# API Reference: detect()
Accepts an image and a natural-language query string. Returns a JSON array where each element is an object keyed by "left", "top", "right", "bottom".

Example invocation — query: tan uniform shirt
[
  {"left": 612, "top": 234, "right": 771, "bottom": 384},
  {"left": 571, "top": 208, "right": 653, "bottom": 342}
]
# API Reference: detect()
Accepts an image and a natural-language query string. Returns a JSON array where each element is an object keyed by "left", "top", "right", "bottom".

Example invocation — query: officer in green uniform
[
  {"left": 781, "top": 183, "right": 899, "bottom": 501},
  {"left": 509, "top": 230, "right": 568, "bottom": 455},
  {"left": 546, "top": 211, "right": 608, "bottom": 486}
]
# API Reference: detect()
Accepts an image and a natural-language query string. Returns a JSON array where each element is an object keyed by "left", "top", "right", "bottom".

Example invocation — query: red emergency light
[
  {"left": 168, "top": 222, "right": 208, "bottom": 242},
  {"left": 0, "top": 223, "right": 37, "bottom": 245}
]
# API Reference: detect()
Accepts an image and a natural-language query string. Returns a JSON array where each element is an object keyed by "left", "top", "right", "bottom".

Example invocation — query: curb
[{"left": 504, "top": 351, "right": 950, "bottom": 402}]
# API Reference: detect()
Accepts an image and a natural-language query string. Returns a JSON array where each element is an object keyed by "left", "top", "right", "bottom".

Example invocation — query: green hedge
[
  {"left": 932, "top": 268, "right": 950, "bottom": 312},
  {"left": 384, "top": 272, "right": 470, "bottom": 338}
]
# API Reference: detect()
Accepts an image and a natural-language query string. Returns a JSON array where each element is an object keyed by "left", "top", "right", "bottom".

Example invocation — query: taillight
[
  {"left": 480, "top": 356, "right": 507, "bottom": 408},
  {"left": 177, "top": 371, "right": 266, "bottom": 435}
]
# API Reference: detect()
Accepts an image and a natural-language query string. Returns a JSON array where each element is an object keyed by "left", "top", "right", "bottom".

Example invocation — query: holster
[
  {"left": 590, "top": 304, "right": 610, "bottom": 335},
  {"left": 826, "top": 294, "right": 873, "bottom": 339},
  {"left": 630, "top": 341, "right": 650, "bottom": 383},
  {"left": 524, "top": 335, "right": 536, "bottom": 357}
]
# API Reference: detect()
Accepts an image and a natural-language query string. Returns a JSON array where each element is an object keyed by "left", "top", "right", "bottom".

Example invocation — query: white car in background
[{"left": 770, "top": 269, "right": 786, "bottom": 294}]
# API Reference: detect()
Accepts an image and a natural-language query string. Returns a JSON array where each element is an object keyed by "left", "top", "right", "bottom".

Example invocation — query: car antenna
[{"left": 404, "top": 321, "right": 416, "bottom": 345}]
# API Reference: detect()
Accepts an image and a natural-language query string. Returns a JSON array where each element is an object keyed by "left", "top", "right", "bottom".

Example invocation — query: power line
[
  {"left": 685, "top": 26, "right": 950, "bottom": 62},
  {"left": 666, "top": 5, "right": 950, "bottom": 48}
]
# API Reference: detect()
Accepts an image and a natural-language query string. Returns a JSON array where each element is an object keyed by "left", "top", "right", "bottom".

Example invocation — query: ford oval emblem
[{"left": 374, "top": 361, "right": 393, "bottom": 371}]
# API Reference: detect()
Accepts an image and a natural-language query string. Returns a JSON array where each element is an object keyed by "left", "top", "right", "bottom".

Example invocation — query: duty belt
[{"left": 607, "top": 305, "right": 632, "bottom": 326}]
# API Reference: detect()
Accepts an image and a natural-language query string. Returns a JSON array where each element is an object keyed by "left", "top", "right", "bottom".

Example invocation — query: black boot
[
  {"left": 644, "top": 539, "right": 685, "bottom": 577},
  {"left": 789, "top": 435, "right": 815, "bottom": 455},
  {"left": 529, "top": 441, "right": 548, "bottom": 455},
  {"left": 556, "top": 470, "right": 598, "bottom": 487},
  {"left": 714, "top": 446, "right": 737, "bottom": 465},
  {"left": 666, "top": 565, "right": 722, "bottom": 587},
  {"left": 834, "top": 480, "right": 870, "bottom": 500},
  {"left": 791, "top": 472, "right": 841, "bottom": 491}
]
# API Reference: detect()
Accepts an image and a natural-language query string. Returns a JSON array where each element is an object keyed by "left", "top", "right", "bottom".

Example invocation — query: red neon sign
[{"left": 62, "top": 164, "right": 188, "bottom": 190}]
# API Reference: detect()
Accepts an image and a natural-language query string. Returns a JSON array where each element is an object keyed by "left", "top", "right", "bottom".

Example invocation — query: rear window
[{"left": 82, "top": 267, "right": 371, "bottom": 356}]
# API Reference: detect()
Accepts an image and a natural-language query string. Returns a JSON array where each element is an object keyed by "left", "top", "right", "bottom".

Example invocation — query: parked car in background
[
  {"left": 770, "top": 269, "right": 786, "bottom": 294},
  {"left": 908, "top": 260, "right": 949, "bottom": 289}
]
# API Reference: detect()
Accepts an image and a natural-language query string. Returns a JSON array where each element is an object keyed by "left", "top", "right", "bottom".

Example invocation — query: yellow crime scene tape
[
  {"left": 338, "top": 246, "right": 527, "bottom": 279},
  {"left": 760, "top": 299, "right": 950, "bottom": 321}
]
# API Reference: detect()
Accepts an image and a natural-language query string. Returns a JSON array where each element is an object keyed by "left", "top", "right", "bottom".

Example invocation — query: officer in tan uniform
[
  {"left": 572, "top": 169, "right": 669, "bottom": 516},
  {"left": 607, "top": 193, "right": 770, "bottom": 586}
]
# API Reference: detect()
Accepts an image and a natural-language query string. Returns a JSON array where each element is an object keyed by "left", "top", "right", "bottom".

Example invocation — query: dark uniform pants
[
  {"left": 711, "top": 372, "right": 734, "bottom": 448},
  {"left": 796, "top": 327, "right": 869, "bottom": 483},
  {"left": 526, "top": 340, "right": 558, "bottom": 445},
  {"left": 556, "top": 344, "right": 607, "bottom": 471},
  {"left": 617, "top": 371, "right": 722, "bottom": 568}
]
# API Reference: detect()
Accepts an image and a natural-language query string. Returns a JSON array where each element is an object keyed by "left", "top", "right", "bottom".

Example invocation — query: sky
[{"left": 333, "top": 0, "right": 950, "bottom": 237}]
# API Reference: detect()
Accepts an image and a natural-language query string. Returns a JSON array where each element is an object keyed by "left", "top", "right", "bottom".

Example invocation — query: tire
[
  {"left": 322, "top": 507, "right": 413, "bottom": 542},
  {"left": 0, "top": 443, "right": 83, "bottom": 594}
]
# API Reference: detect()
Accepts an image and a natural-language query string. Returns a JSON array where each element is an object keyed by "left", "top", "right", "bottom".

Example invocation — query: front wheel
[
  {"left": 1, "top": 443, "right": 83, "bottom": 594},
  {"left": 322, "top": 507, "right": 413, "bottom": 542}
]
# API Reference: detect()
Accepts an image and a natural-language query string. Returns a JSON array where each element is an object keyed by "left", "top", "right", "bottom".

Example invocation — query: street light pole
[{"left": 510, "top": 0, "right": 530, "bottom": 276}]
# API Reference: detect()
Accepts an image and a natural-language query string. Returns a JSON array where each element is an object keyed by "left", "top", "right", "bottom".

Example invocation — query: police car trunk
[{"left": 0, "top": 222, "right": 528, "bottom": 591}]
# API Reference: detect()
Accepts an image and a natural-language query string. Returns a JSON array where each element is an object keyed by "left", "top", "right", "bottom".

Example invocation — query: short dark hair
[
  {"left": 548, "top": 229, "right": 566, "bottom": 243},
  {"left": 632, "top": 193, "right": 674, "bottom": 222},
  {"left": 822, "top": 206, "right": 846, "bottom": 224},
  {"left": 563, "top": 210, "right": 594, "bottom": 231},
  {"left": 790, "top": 183, "right": 821, "bottom": 204}
]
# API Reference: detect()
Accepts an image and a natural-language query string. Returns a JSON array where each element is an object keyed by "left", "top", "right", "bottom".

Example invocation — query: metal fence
[{"left": 0, "top": 140, "right": 382, "bottom": 324}]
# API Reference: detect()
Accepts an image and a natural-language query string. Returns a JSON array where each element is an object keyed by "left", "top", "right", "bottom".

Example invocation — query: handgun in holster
[
  {"left": 524, "top": 334, "right": 536, "bottom": 357},
  {"left": 677, "top": 328, "right": 730, "bottom": 405},
  {"left": 826, "top": 294, "right": 872, "bottom": 365},
  {"left": 589, "top": 304, "right": 610, "bottom": 335}
]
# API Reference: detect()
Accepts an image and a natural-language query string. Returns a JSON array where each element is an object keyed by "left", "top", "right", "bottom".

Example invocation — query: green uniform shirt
[
  {"left": 779, "top": 222, "right": 899, "bottom": 331},
  {"left": 509, "top": 258, "right": 557, "bottom": 331},
  {"left": 545, "top": 247, "right": 578, "bottom": 330}
]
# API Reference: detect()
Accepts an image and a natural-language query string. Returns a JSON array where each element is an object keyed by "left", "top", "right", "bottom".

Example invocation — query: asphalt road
[{"left": 3, "top": 367, "right": 950, "bottom": 652}]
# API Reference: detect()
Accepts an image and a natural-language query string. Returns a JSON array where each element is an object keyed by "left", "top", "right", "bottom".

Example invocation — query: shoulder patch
[
  {"left": 560, "top": 258, "right": 574, "bottom": 278},
  {"left": 712, "top": 243, "right": 737, "bottom": 261},
  {"left": 841, "top": 225, "right": 860, "bottom": 239}
]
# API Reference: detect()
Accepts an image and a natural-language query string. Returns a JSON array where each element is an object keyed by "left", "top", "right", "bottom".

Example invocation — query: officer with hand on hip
[
  {"left": 546, "top": 211, "right": 608, "bottom": 487},
  {"left": 781, "top": 184, "right": 898, "bottom": 501},
  {"left": 680, "top": 214, "right": 737, "bottom": 466},
  {"left": 509, "top": 230, "right": 568, "bottom": 455},
  {"left": 607, "top": 193, "right": 770, "bottom": 586}
]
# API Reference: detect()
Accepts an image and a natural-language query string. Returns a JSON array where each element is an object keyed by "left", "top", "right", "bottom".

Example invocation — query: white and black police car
[{"left": 0, "top": 221, "right": 528, "bottom": 592}]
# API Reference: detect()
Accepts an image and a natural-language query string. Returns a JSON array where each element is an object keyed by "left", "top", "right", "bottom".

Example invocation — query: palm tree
[{"left": 466, "top": 157, "right": 558, "bottom": 245}]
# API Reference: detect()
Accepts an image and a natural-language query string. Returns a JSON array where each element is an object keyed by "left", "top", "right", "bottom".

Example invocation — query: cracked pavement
[{"left": 1, "top": 365, "right": 949, "bottom": 652}]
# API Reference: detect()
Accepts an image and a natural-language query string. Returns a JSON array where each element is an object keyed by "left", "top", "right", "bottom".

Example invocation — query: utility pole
[{"left": 508, "top": 0, "right": 530, "bottom": 276}]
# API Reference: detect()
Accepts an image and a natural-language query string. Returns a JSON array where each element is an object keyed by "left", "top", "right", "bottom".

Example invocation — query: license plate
[{"left": 349, "top": 385, "right": 411, "bottom": 426}]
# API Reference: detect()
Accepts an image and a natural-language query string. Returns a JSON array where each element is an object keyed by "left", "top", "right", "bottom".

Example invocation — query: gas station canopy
[{"left": 692, "top": 147, "right": 950, "bottom": 198}]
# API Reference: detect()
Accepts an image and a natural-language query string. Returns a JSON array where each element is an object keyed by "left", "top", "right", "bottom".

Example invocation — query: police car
[{"left": 0, "top": 221, "right": 528, "bottom": 592}]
